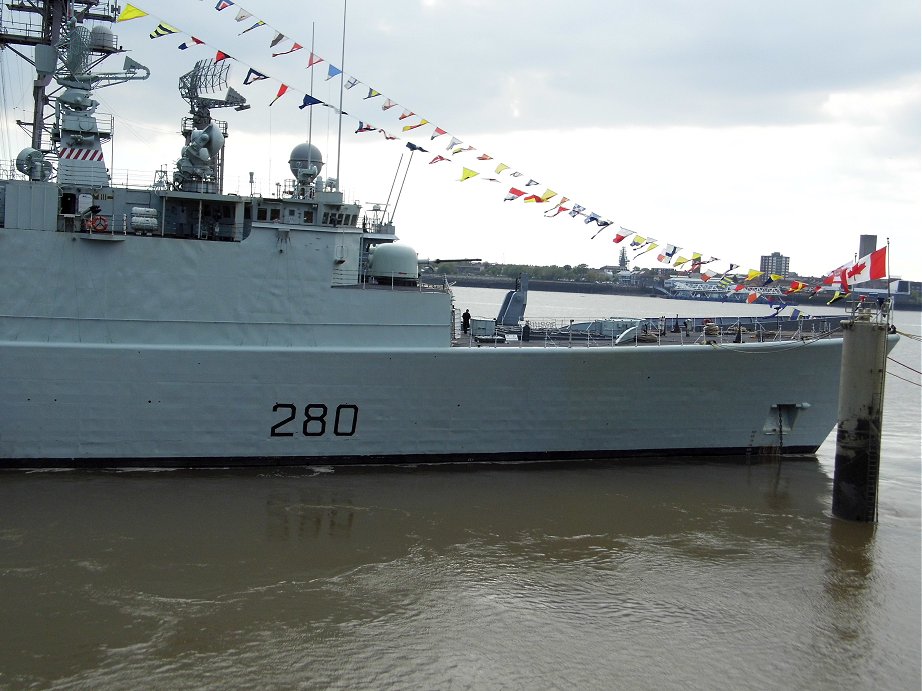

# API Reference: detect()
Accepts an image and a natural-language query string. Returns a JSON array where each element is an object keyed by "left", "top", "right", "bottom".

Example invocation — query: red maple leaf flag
[
  {"left": 848, "top": 247, "right": 888, "bottom": 285},
  {"left": 839, "top": 269, "right": 851, "bottom": 294}
]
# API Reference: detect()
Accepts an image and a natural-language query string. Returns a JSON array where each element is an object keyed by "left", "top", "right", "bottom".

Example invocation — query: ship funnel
[{"left": 496, "top": 274, "right": 529, "bottom": 326}]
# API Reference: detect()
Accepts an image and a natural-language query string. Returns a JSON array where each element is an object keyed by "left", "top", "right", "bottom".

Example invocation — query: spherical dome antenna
[
  {"left": 289, "top": 142, "right": 323, "bottom": 178},
  {"left": 89, "top": 25, "right": 116, "bottom": 51}
]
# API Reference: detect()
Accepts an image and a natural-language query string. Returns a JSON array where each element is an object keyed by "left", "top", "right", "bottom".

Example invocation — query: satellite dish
[
  {"left": 15, "top": 148, "right": 40, "bottom": 175},
  {"left": 201, "top": 123, "right": 224, "bottom": 156},
  {"left": 15, "top": 148, "right": 53, "bottom": 181}
]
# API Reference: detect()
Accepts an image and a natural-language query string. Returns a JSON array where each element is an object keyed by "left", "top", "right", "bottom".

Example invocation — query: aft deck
[{"left": 451, "top": 315, "right": 841, "bottom": 348}]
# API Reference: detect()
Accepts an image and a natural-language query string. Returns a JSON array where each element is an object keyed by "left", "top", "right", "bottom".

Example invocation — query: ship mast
[{"left": 0, "top": 1, "right": 121, "bottom": 152}]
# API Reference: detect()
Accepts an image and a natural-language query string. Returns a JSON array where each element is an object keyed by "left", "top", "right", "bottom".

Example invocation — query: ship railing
[
  {"left": 62, "top": 215, "right": 249, "bottom": 242},
  {"left": 109, "top": 169, "right": 167, "bottom": 189},
  {"left": 0, "top": 163, "right": 151, "bottom": 186},
  {"left": 0, "top": 161, "right": 27, "bottom": 179},
  {"left": 846, "top": 296, "right": 893, "bottom": 324},
  {"left": 360, "top": 217, "right": 397, "bottom": 235},
  {"left": 459, "top": 317, "right": 665, "bottom": 348},
  {"left": 456, "top": 314, "right": 842, "bottom": 348},
  {"left": 0, "top": 16, "right": 47, "bottom": 43},
  {"left": 349, "top": 265, "right": 451, "bottom": 294}
]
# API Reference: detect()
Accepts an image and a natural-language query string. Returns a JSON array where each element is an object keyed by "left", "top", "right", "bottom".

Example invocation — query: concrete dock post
[{"left": 832, "top": 307, "right": 889, "bottom": 522}]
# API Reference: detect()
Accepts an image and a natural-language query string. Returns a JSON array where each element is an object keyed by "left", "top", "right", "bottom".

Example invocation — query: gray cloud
[
  {"left": 337, "top": 0, "right": 919, "bottom": 131},
  {"left": 80, "top": 0, "right": 918, "bottom": 145}
]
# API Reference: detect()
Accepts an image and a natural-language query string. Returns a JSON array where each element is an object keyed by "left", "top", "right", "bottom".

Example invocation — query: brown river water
[{"left": 1, "top": 290, "right": 919, "bottom": 689}]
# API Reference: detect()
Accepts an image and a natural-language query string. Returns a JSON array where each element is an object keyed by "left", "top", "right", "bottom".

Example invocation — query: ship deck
[{"left": 451, "top": 323, "right": 838, "bottom": 348}]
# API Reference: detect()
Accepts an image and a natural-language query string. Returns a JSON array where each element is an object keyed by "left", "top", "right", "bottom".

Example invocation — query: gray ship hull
[
  {"left": 0, "top": 222, "right": 849, "bottom": 468},
  {"left": 0, "top": 1, "right": 896, "bottom": 469},
  {"left": 1, "top": 337, "right": 843, "bottom": 467}
]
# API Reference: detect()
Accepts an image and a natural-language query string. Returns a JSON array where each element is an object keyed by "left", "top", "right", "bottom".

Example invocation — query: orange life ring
[{"left": 87, "top": 216, "right": 108, "bottom": 233}]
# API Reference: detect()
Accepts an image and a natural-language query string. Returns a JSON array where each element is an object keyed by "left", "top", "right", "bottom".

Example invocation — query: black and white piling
[{"left": 832, "top": 305, "right": 890, "bottom": 522}]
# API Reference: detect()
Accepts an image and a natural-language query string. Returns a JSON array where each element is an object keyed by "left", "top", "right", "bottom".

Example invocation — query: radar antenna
[
  {"left": 174, "top": 59, "right": 250, "bottom": 193},
  {"left": 0, "top": 1, "right": 129, "bottom": 153}
]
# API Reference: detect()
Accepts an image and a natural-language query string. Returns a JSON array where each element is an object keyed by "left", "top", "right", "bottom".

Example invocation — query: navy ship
[{"left": 0, "top": 2, "right": 879, "bottom": 467}]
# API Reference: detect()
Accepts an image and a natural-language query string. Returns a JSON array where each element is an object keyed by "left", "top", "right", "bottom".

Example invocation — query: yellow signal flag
[
  {"left": 495, "top": 163, "right": 509, "bottom": 174},
  {"left": 117, "top": 4, "right": 148, "bottom": 21},
  {"left": 746, "top": 269, "right": 763, "bottom": 282},
  {"left": 460, "top": 168, "right": 478, "bottom": 182},
  {"left": 402, "top": 118, "right": 429, "bottom": 132},
  {"left": 540, "top": 188, "right": 557, "bottom": 202},
  {"left": 149, "top": 22, "right": 180, "bottom": 39}
]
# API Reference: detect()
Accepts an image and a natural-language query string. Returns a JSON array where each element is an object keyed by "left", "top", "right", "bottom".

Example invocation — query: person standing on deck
[{"left": 462, "top": 309, "right": 471, "bottom": 334}]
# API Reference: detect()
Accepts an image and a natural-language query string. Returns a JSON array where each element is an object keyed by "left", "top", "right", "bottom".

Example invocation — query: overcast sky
[{"left": 3, "top": 0, "right": 919, "bottom": 277}]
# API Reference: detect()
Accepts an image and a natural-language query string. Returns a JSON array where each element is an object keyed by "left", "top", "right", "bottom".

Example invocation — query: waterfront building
[
  {"left": 859, "top": 234, "right": 877, "bottom": 259},
  {"left": 760, "top": 251, "right": 790, "bottom": 278}
]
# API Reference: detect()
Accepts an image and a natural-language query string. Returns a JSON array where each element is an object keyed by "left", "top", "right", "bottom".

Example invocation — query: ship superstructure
[{"left": 0, "top": 2, "right": 887, "bottom": 467}]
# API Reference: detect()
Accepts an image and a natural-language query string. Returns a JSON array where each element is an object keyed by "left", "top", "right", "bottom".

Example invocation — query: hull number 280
[{"left": 270, "top": 403, "right": 359, "bottom": 437}]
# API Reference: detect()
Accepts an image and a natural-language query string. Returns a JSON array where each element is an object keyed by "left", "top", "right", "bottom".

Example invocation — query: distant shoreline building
[
  {"left": 859, "top": 234, "right": 877, "bottom": 259},
  {"left": 760, "top": 251, "right": 790, "bottom": 278}
]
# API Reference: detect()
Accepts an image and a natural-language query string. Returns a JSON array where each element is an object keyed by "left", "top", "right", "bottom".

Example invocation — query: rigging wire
[
  {"left": 389, "top": 147, "right": 415, "bottom": 224},
  {"left": 0, "top": 50, "right": 15, "bottom": 163},
  {"left": 888, "top": 356, "right": 921, "bottom": 376},
  {"left": 383, "top": 152, "right": 404, "bottom": 216},
  {"left": 887, "top": 370, "right": 921, "bottom": 387}
]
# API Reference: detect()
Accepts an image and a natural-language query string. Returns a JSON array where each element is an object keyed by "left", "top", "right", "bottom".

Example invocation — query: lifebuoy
[{"left": 88, "top": 216, "right": 108, "bottom": 233}]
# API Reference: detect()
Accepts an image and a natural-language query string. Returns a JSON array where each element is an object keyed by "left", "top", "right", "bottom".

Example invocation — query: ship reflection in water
[{"left": 1, "top": 460, "right": 918, "bottom": 689}]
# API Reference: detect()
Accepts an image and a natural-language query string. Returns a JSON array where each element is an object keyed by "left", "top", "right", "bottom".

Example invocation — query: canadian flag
[
  {"left": 823, "top": 246, "right": 888, "bottom": 287},
  {"left": 847, "top": 246, "right": 888, "bottom": 286}
]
